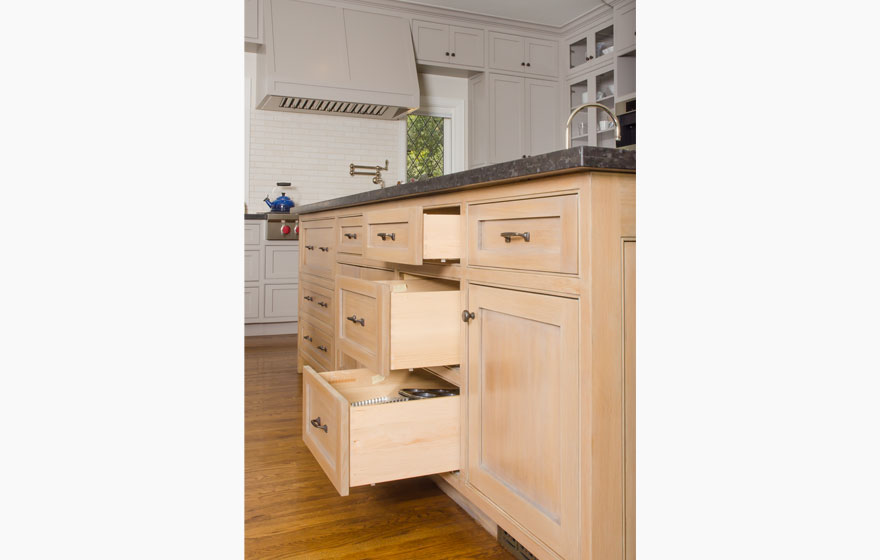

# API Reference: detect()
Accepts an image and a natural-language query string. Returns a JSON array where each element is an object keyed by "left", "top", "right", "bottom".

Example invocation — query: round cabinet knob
[
  {"left": 281, "top": 225, "right": 291, "bottom": 235},
  {"left": 294, "top": 224, "right": 299, "bottom": 234}
]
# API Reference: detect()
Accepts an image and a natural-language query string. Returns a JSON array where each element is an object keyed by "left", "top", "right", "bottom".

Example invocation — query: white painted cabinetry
[
  {"left": 488, "top": 32, "right": 557, "bottom": 78},
  {"left": 412, "top": 20, "right": 484, "bottom": 68},
  {"left": 244, "top": 0, "right": 263, "bottom": 44},
  {"left": 615, "top": 1, "right": 636, "bottom": 53},
  {"left": 245, "top": 219, "right": 299, "bottom": 335},
  {"left": 486, "top": 74, "right": 560, "bottom": 164}
]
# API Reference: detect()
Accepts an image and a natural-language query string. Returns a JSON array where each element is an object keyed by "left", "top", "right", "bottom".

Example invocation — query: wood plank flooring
[{"left": 245, "top": 334, "right": 511, "bottom": 559}]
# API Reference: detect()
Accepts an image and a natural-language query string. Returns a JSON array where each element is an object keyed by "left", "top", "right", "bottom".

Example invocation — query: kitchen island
[{"left": 294, "top": 146, "right": 635, "bottom": 560}]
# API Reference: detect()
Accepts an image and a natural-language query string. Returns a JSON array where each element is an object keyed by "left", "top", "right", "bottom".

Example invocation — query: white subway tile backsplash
[{"left": 247, "top": 108, "right": 402, "bottom": 210}]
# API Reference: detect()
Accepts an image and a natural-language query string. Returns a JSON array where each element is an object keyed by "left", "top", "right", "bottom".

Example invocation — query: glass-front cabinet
[
  {"left": 567, "top": 65, "right": 616, "bottom": 148},
  {"left": 567, "top": 20, "right": 614, "bottom": 74}
]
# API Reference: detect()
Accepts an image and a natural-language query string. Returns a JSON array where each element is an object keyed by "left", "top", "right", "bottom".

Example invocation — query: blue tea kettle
[{"left": 264, "top": 182, "right": 295, "bottom": 212}]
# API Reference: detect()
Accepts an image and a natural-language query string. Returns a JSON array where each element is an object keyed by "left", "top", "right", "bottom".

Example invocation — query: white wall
[{"left": 245, "top": 53, "right": 404, "bottom": 211}]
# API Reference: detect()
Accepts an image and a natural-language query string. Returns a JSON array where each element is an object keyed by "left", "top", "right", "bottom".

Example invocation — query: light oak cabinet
[
  {"left": 413, "top": 20, "right": 484, "bottom": 68},
  {"left": 303, "top": 366, "right": 460, "bottom": 496},
  {"left": 466, "top": 284, "right": 580, "bottom": 559},
  {"left": 488, "top": 74, "right": 560, "bottom": 162},
  {"left": 488, "top": 31, "right": 558, "bottom": 78},
  {"left": 296, "top": 169, "right": 636, "bottom": 560}
]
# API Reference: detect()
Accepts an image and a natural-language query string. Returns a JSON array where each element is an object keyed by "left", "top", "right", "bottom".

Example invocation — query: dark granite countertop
[
  {"left": 245, "top": 213, "right": 268, "bottom": 220},
  {"left": 292, "top": 146, "right": 634, "bottom": 216}
]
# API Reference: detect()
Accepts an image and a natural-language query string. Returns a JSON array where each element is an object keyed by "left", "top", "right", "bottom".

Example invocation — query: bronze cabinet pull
[
  {"left": 319, "top": 246, "right": 329, "bottom": 252},
  {"left": 500, "top": 231, "right": 531, "bottom": 243},
  {"left": 305, "top": 245, "right": 315, "bottom": 250},
  {"left": 346, "top": 314, "right": 365, "bottom": 326},
  {"left": 310, "top": 417, "right": 328, "bottom": 433},
  {"left": 317, "top": 301, "right": 328, "bottom": 308},
  {"left": 462, "top": 310, "right": 475, "bottom": 323},
  {"left": 302, "top": 335, "right": 313, "bottom": 342},
  {"left": 303, "top": 295, "right": 314, "bottom": 301},
  {"left": 317, "top": 345, "right": 328, "bottom": 352},
  {"left": 344, "top": 233, "right": 357, "bottom": 239},
  {"left": 376, "top": 232, "right": 396, "bottom": 241}
]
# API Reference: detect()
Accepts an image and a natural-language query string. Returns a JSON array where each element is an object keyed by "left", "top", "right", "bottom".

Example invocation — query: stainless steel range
[{"left": 265, "top": 213, "right": 298, "bottom": 241}]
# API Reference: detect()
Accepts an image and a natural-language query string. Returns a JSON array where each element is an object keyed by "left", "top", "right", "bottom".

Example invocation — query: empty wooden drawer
[
  {"left": 337, "top": 215, "right": 364, "bottom": 256},
  {"left": 303, "top": 366, "right": 460, "bottom": 496},
  {"left": 468, "top": 194, "right": 578, "bottom": 274},
  {"left": 364, "top": 207, "right": 461, "bottom": 265},
  {"left": 300, "top": 218, "right": 335, "bottom": 277},
  {"left": 299, "top": 314, "right": 334, "bottom": 372},
  {"left": 337, "top": 276, "right": 460, "bottom": 377},
  {"left": 300, "top": 281, "right": 333, "bottom": 324}
]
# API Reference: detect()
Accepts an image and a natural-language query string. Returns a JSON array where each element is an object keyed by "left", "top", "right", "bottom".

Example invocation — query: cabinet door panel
[
  {"left": 467, "top": 285, "right": 579, "bottom": 559},
  {"left": 245, "top": 0, "right": 262, "bottom": 43},
  {"left": 265, "top": 245, "right": 299, "bottom": 280},
  {"left": 489, "top": 74, "right": 525, "bottom": 163},
  {"left": 488, "top": 31, "right": 523, "bottom": 72},
  {"left": 244, "top": 286, "right": 260, "bottom": 321},
  {"left": 245, "top": 249, "right": 261, "bottom": 282},
  {"left": 525, "top": 37, "right": 558, "bottom": 77},
  {"left": 413, "top": 20, "right": 449, "bottom": 64},
  {"left": 450, "top": 25, "right": 484, "bottom": 67},
  {"left": 616, "top": 4, "right": 636, "bottom": 52},
  {"left": 264, "top": 283, "right": 299, "bottom": 319},
  {"left": 525, "top": 79, "right": 559, "bottom": 157}
]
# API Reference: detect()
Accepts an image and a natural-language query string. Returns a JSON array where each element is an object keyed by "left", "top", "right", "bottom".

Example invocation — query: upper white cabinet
[
  {"left": 567, "top": 18, "right": 614, "bottom": 74},
  {"left": 488, "top": 74, "right": 559, "bottom": 163},
  {"left": 413, "top": 20, "right": 484, "bottom": 68},
  {"left": 488, "top": 32, "right": 557, "bottom": 78},
  {"left": 245, "top": 0, "right": 263, "bottom": 44},
  {"left": 615, "top": 1, "right": 636, "bottom": 52}
]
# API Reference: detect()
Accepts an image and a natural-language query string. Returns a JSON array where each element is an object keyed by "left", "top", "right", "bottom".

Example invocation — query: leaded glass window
[{"left": 406, "top": 114, "right": 445, "bottom": 181}]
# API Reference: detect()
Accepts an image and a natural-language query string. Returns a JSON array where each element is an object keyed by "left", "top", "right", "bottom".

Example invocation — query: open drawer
[
  {"left": 302, "top": 366, "right": 460, "bottom": 496},
  {"left": 337, "top": 276, "right": 461, "bottom": 378},
  {"left": 363, "top": 207, "right": 461, "bottom": 265}
]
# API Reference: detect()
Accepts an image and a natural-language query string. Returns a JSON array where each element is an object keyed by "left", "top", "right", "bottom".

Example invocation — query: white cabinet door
[
  {"left": 525, "top": 79, "right": 560, "bottom": 157},
  {"left": 468, "top": 73, "right": 489, "bottom": 168},
  {"left": 488, "top": 31, "right": 524, "bottom": 73},
  {"left": 265, "top": 245, "right": 299, "bottom": 280},
  {"left": 525, "top": 37, "right": 558, "bottom": 78},
  {"left": 245, "top": 249, "right": 261, "bottom": 282},
  {"left": 450, "top": 25, "right": 484, "bottom": 67},
  {"left": 244, "top": 286, "right": 260, "bottom": 321},
  {"left": 413, "top": 19, "right": 450, "bottom": 63},
  {"left": 616, "top": 3, "right": 636, "bottom": 52},
  {"left": 489, "top": 74, "right": 525, "bottom": 163},
  {"left": 264, "top": 284, "right": 299, "bottom": 319},
  {"left": 244, "top": 222, "right": 261, "bottom": 246},
  {"left": 245, "top": 0, "right": 262, "bottom": 44}
]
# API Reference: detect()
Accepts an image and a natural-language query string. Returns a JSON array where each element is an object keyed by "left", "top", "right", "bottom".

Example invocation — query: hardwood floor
[{"left": 245, "top": 334, "right": 511, "bottom": 559}]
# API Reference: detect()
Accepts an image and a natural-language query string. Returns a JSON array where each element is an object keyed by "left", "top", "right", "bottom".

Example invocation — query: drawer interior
[{"left": 303, "top": 366, "right": 460, "bottom": 496}]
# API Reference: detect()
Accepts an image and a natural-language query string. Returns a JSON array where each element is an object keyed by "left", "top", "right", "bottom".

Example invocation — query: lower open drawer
[{"left": 302, "top": 365, "right": 460, "bottom": 496}]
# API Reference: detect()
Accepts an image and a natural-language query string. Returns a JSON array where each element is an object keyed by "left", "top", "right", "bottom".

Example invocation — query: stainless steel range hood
[{"left": 256, "top": 0, "right": 419, "bottom": 120}]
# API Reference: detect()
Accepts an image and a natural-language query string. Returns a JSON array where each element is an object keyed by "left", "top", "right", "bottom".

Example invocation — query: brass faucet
[{"left": 565, "top": 103, "right": 621, "bottom": 148}]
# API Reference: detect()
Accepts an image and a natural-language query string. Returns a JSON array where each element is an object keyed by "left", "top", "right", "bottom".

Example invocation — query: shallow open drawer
[
  {"left": 363, "top": 207, "right": 461, "bottom": 265},
  {"left": 337, "top": 276, "right": 461, "bottom": 378},
  {"left": 302, "top": 366, "right": 460, "bottom": 496}
]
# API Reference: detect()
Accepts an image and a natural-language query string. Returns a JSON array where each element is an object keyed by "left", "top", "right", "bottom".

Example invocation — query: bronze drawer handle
[
  {"left": 319, "top": 246, "right": 330, "bottom": 252},
  {"left": 462, "top": 310, "right": 475, "bottom": 322},
  {"left": 310, "top": 417, "right": 328, "bottom": 433},
  {"left": 302, "top": 335, "right": 313, "bottom": 342},
  {"left": 376, "top": 232, "right": 396, "bottom": 241},
  {"left": 318, "top": 301, "right": 328, "bottom": 308},
  {"left": 317, "top": 345, "right": 328, "bottom": 352},
  {"left": 303, "top": 295, "right": 314, "bottom": 302},
  {"left": 500, "top": 231, "right": 530, "bottom": 243},
  {"left": 305, "top": 245, "right": 315, "bottom": 250},
  {"left": 344, "top": 233, "right": 357, "bottom": 239},
  {"left": 346, "top": 314, "right": 365, "bottom": 326}
]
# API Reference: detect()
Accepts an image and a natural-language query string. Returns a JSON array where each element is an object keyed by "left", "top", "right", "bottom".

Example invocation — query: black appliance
[{"left": 615, "top": 98, "right": 636, "bottom": 149}]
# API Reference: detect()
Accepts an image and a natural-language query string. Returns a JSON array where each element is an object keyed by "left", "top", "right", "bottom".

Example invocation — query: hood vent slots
[{"left": 269, "top": 96, "right": 392, "bottom": 118}]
